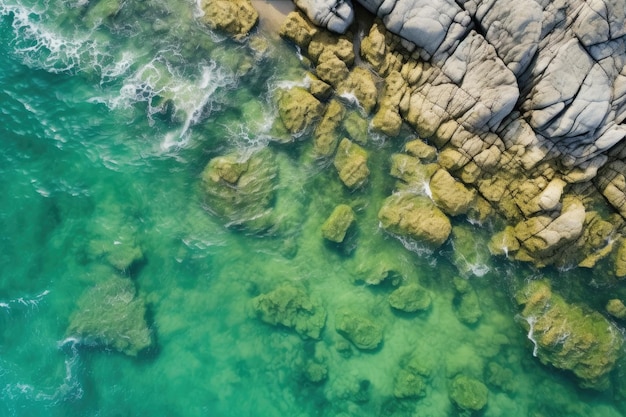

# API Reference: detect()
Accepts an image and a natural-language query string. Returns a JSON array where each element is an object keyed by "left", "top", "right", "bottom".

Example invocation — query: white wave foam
[
  {"left": 523, "top": 315, "right": 539, "bottom": 357},
  {"left": 0, "top": 289, "right": 50, "bottom": 312}
]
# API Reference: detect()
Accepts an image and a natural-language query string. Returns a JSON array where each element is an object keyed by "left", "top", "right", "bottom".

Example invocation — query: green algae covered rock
[
  {"left": 279, "top": 11, "right": 318, "bottom": 48},
  {"left": 342, "top": 110, "right": 369, "bottom": 145},
  {"left": 429, "top": 169, "right": 475, "bottom": 216},
  {"left": 200, "top": 0, "right": 258, "bottom": 40},
  {"left": 389, "top": 153, "right": 437, "bottom": 186},
  {"left": 393, "top": 352, "right": 433, "bottom": 399},
  {"left": 516, "top": 280, "right": 623, "bottom": 389},
  {"left": 314, "top": 99, "right": 346, "bottom": 157},
  {"left": 201, "top": 148, "right": 277, "bottom": 233},
  {"left": 66, "top": 276, "right": 153, "bottom": 356},
  {"left": 276, "top": 87, "right": 324, "bottom": 135},
  {"left": 378, "top": 192, "right": 451, "bottom": 249},
  {"left": 252, "top": 284, "right": 326, "bottom": 339},
  {"left": 388, "top": 283, "right": 432, "bottom": 313},
  {"left": 449, "top": 374, "right": 488, "bottom": 412},
  {"left": 405, "top": 139, "right": 437, "bottom": 162},
  {"left": 333, "top": 138, "right": 370, "bottom": 188},
  {"left": 321, "top": 204, "right": 355, "bottom": 243},
  {"left": 606, "top": 299, "right": 626, "bottom": 320},
  {"left": 451, "top": 225, "right": 491, "bottom": 277},
  {"left": 616, "top": 238, "right": 626, "bottom": 278},
  {"left": 335, "top": 309, "right": 383, "bottom": 350}
]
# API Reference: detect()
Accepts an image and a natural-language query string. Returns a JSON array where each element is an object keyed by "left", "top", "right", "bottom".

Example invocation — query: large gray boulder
[{"left": 293, "top": 0, "right": 354, "bottom": 33}]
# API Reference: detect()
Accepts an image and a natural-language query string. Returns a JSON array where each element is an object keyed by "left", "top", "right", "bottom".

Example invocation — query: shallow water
[{"left": 1, "top": 1, "right": 625, "bottom": 416}]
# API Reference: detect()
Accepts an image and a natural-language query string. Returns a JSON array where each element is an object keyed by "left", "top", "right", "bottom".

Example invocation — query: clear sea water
[{"left": 1, "top": 0, "right": 625, "bottom": 416}]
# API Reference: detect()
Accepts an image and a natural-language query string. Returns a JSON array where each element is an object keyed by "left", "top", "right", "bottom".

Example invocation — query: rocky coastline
[{"left": 199, "top": 0, "right": 626, "bottom": 391}]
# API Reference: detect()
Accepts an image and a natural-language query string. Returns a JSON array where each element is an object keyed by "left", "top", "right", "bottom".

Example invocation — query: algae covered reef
[{"left": 0, "top": 0, "right": 626, "bottom": 416}]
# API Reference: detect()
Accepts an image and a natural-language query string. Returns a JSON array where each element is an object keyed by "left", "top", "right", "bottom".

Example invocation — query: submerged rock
[
  {"left": 378, "top": 192, "right": 451, "bottom": 248},
  {"left": 200, "top": 0, "right": 258, "bottom": 40},
  {"left": 453, "top": 277, "right": 482, "bottom": 325},
  {"left": 252, "top": 284, "right": 326, "bottom": 339},
  {"left": 321, "top": 204, "right": 355, "bottom": 243},
  {"left": 393, "top": 352, "right": 433, "bottom": 399},
  {"left": 388, "top": 283, "right": 432, "bottom": 313},
  {"left": 335, "top": 309, "right": 383, "bottom": 350},
  {"left": 449, "top": 374, "right": 489, "bottom": 412},
  {"left": 201, "top": 148, "right": 277, "bottom": 233},
  {"left": 66, "top": 276, "right": 153, "bottom": 356},
  {"left": 516, "top": 280, "right": 623, "bottom": 389}
]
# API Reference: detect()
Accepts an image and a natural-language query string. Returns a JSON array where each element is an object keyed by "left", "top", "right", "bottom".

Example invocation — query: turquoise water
[{"left": 1, "top": 0, "right": 625, "bottom": 416}]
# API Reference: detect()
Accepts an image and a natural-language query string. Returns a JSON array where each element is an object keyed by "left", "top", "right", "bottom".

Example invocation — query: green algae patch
[
  {"left": 449, "top": 374, "right": 488, "bottom": 412},
  {"left": 388, "top": 283, "right": 432, "bottom": 313},
  {"left": 321, "top": 204, "right": 355, "bottom": 243},
  {"left": 378, "top": 192, "right": 451, "bottom": 248},
  {"left": 516, "top": 280, "right": 623, "bottom": 389},
  {"left": 201, "top": 148, "right": 277, "bottom": 233},
  {"left": 66, "top": 276, "right": 153, "bottom": 357},
  {"left": 335, "top": 309, "right": 383, "bottom": 350},
  {"left": 252, "top": 284, "right": 326, "bottom": 339}
]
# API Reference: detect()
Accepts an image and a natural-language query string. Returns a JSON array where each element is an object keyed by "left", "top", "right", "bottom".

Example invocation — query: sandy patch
[{"left": 251, "top": 0, "right": 295, "bottom": 33}]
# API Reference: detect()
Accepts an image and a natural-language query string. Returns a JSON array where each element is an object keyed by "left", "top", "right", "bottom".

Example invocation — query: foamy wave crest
[
  {"left": 0, "top": 2, "right": 105, "bottom": 73},
  {"left": 96, "top": 57, "right": 234, "bottom": 149}
]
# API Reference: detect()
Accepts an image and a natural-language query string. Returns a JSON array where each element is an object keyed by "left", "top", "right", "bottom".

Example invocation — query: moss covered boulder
[
  {"left": 616, "top": 238, "right": 626, "bottom": 278},
  {"left": 333, "top": 138, "right": 370, "bottom": 188},
  {"left": 66, "top": 276, "right": 153, "bottom": 356},
  {"left": 388, "top": 283, "right": 432, "bottom": 313},
  {"left": 449, "top": 374, "right": 488, "bottom": 412},
  {"left": 335, "top": 309, "right": 383, "bottom": 350},
  {"left": 516, "top": 280, "right": 623, "bottom": 389},
  {"left": 276, "top": 87, "right": 324, "bottom": 135},
  {"left": 321, "top": 204, "right": 355, "bottom": 243},
  {"left": 201, "top": 148, "right": 277, "bottom": 233},
  {"left": 378, "top": 192, "right": 451, "bottom": 248},
  {"left": 252, "top": 284, "right": 326, "bottom": 339},
  {"left": 200, "top": 0, "right": 258, "bottom": 40}
]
